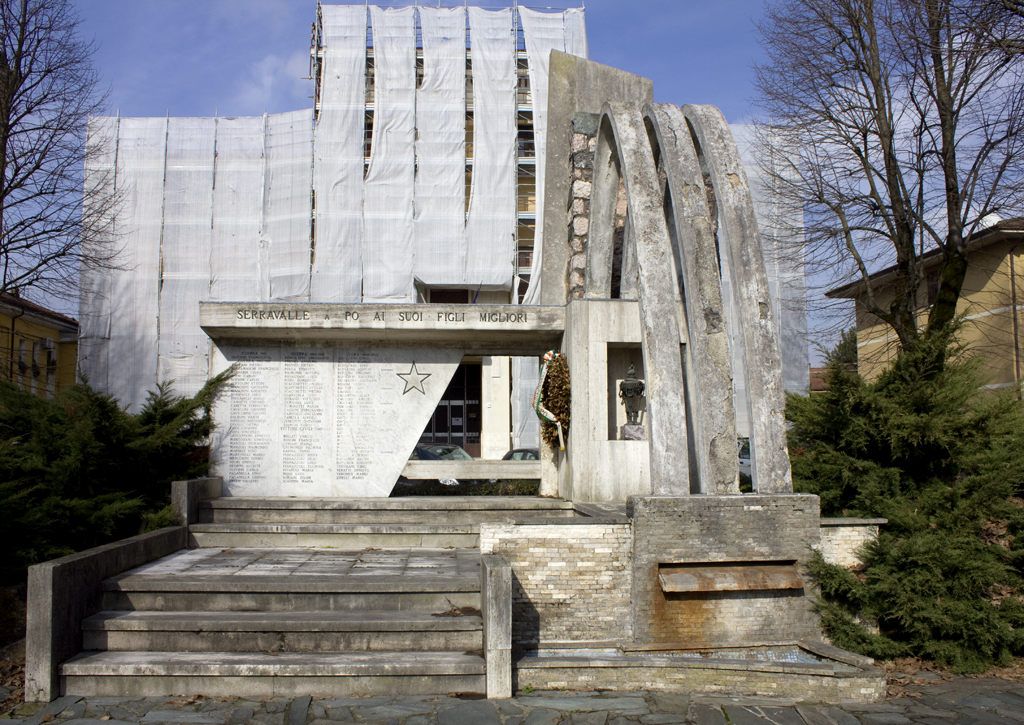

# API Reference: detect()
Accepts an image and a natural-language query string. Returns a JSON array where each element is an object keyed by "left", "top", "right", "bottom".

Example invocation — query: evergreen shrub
[
  {"left": 0, "top": 371, "right": 230, "bottom": 585},
  {"left": 789, "top": 330, "right": 1024, "bottom": 673}
]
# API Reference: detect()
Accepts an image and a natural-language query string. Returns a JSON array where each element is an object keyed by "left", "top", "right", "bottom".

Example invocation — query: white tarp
[
  {"left": 564, "top": 8, "right": 588, "bottom": 59},
  {"left": 106, "top": 117, "right": 166, "bottom": 411},
  {"left": 210, "top": 116, "right": 265, "bottom": 303},
  {"left": 362, "top": 6, "right": 416, "bottom": 302},
  {"left": 513, "top": 8, "right": 586, "bottom": 446},
  {"left": 158, "top": 117, "right": 215, "bottom": 396},
  {"left": 511, "top": 355, "right": 540, "bottom": 449},
  {"left": 732, "top": 125, "right": 809, "bottom": 400},
  {"left": 518, "top": 7, "right": 566, "bottom": 306},
  {"left": 413, "top": 7, "right": 467, "bottom": 288},
  {"left": 465, "top": 7, "right": 516, "bottom": 290},
  {"left": 262, "top": 110, "right": 313, "bottom": 302},
  {"left": 78, "top": 116, "right": 119, "bottom": 392},
  {"left": 311, "top": 5, "right": 366, "bottom": 303}
]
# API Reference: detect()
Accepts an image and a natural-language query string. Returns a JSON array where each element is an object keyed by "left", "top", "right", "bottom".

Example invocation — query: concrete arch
[
  {"left": 643, "top": 103, "right": 738, "bottom": 495},
  {"left": 584, "top": 102, "right": 691, "bottom": 496},
  {"left": 682, "top": 104, "right": 792, "bottom": 493}
]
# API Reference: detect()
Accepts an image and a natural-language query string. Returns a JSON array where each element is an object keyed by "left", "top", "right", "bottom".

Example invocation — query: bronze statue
[{"left": 618, "top": 363, "right": 645, "bottom": 425}]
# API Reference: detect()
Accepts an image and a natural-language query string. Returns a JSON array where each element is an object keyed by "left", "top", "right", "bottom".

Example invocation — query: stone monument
[
  {"left": 201, "top": 304, "right": 565, "bottom": 497},
  {"left": 24, "top": 15, "right": 885, "bottom": 707}
]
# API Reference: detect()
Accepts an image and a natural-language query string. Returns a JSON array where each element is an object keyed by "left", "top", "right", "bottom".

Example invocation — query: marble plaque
[{"left": 211, "top": 342, "right": 462, "bottom": 497}]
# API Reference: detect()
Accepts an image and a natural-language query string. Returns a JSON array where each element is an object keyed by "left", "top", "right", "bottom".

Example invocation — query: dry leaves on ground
[
  {"left": 883, "top": 657, "right": 952, "bottom": 698},
  {"left": 969, "top": 659, "right": 1024, "bottom": 681},
  {"left": 0, "top": 657, "right": 25, "bottom": 715}
]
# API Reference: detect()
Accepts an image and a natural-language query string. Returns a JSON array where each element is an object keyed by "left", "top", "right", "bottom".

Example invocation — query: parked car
[
  {"left": 501, "top": 448, "right": 539, "bottom": 461},
  {"left": 737, "top": 438, "right": 751, "bottom": 478},
  {"left": 411, "top": 443, "right": 473, "bottom": 462},
  {"left": 396, "top": 442, "right": 476, "bottom": 488}
]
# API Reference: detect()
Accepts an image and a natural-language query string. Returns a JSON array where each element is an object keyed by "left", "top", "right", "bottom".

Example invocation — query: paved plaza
[
  {"left": 3, "top": 674, "right": 1022, "bottom": 725},
  {"left": 120, "top": 548, "right": 482, "bottom": 581}
]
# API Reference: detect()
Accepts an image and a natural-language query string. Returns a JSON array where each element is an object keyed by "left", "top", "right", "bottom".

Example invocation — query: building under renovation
[{"left": 78, "top": 3, "right": 807, "bottom": 456}]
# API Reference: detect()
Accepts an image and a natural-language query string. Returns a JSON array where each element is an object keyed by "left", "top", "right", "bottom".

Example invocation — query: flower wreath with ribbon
[{"left": 533, "top": 350, "right": 566, "bottom": 450}]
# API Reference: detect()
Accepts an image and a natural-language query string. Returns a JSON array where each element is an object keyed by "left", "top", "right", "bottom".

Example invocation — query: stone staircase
[
  {"left": 58, "top": 496, "right": 572, "bottom": 698},
  {"left": 188, "top": 496, "right": 575, "bottom": 548}
]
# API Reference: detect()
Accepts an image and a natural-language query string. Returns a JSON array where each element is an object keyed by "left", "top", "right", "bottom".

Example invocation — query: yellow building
[
  {"left": 826, "top": 218, "right": 1024, "bottom": 388},
  {"left": 0, "top": 293, "right": 79, "bottom": 397}
]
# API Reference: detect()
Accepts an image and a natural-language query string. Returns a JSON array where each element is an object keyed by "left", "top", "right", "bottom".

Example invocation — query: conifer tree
[{"left": 790, "top": 331, "right": 1024, "bottom": 672}]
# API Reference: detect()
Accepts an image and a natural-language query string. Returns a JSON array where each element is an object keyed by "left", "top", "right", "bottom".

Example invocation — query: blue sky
[{"left": 73, "top": 0, "right": 769, "bottom": 123}]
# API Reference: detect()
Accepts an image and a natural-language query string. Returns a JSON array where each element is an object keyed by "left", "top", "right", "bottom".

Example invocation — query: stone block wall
[
  {"left": 817, "top": 519, "right": 886, "bottom": 569},
  {"left": 567, "top": 113, "right": 598, "bottom": 299},
  {"left": 628, "top": 495, "right": 821, "bottom": 646},
  {"left": 479, "top": 520, "right": 632, "bottom": 647}
]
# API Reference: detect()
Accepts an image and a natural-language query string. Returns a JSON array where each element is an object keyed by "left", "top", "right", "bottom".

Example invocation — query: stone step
[
  {"left": 82, "top": 610, "right": 483, "bottom": 652},
  {"left": 197, "top": 496, "right": 575, "bottom": 526},
  {"left": 101, "top": 574, "right": 482, "bottom": 613},
  {"left": 60, "top": 650, "right": 486, "bottom": 698},
  {"left": 199, "top": 496, "right": 573, "bottom": 511},
  {"left": 199, "top": 507, "right": 574, "bottom": 524},
  {"left": 187, "top": 523, "right": 479, "bottom": 549}
]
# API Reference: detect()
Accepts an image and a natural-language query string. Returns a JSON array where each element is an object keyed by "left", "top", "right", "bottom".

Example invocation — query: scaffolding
[{"left": 309, "top": 5, "right": 566, "bottom": 303}]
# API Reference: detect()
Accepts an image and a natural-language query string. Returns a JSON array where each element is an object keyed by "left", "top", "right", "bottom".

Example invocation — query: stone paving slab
[
  {"left": 116, "top": 548, "right": 481, "bottom": 581},
  {"left": 4, "top": 677, "right": 1024, "bottom": 725}
]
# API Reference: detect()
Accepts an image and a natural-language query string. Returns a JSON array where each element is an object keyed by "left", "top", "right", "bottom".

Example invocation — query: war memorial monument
[{"left": 25, "top": 4, "right": 885, "bottom": 703}]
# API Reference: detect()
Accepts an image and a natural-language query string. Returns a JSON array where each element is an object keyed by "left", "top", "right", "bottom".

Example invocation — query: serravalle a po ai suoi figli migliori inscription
[{"left": 233, "top": 307, "right": 530, "bottom": 325}]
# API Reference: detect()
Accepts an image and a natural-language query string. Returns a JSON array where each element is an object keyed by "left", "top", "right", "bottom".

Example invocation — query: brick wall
[
  {"left": 479, "top": 520, "right": 632, "bottom": 647},
  {"left": 817, "top": 519, "right": 885, "bottom": 569},
  {"left": 628, "top": 495, "right": 821, "bottom": 646}
]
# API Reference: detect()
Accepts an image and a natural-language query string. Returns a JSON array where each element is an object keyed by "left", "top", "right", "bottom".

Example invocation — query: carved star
[{"left": 397, "top": 362, "right": 431, "bottom": 395}]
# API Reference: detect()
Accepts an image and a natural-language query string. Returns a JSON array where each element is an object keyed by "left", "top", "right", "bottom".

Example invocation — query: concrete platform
[
  {"left": 61, "top": 651, "right": 486, "bottom": 697},
  {"left": 100, "top": 548, "right": 482, "bottom": 612},
  {"left": 514, "top": 643, "right": 885, "bottom": 704},
  {"left": 187, "top": 524, "right": 480, "bottom": 549}
]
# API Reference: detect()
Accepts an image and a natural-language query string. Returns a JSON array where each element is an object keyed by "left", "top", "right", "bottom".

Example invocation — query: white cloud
[{"left": 228, "top": 49, "right": 313, "bottom": 116}]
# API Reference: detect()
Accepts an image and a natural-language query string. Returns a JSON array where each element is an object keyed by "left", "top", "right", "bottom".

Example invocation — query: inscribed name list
[{"left": 211, "top": 343, "right": 462, "bottom": 497}]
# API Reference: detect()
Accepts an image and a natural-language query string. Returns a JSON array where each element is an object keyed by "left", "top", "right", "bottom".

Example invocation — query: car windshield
[{"left": 424, "top": 445, "right": 473, "bottom": 461}]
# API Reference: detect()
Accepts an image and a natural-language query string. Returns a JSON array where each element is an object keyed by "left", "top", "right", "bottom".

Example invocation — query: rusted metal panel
[{"left": 658, "top": 563, "right": 803, "bottom": 593}]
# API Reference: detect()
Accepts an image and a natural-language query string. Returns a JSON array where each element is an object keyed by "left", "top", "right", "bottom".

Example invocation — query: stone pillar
[{"left": 480, "top": 554, "right": 512, "bottom": 699}]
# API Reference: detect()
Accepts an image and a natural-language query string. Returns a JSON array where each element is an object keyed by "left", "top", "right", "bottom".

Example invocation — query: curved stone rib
[
  {"left": 589, "top": 103, "right": 691, "bottom": 495},
  {"left": 584, "top": 117, "right": 618, "bottom": 300},
  {"left": 681, "top": 104, "right": 792, "bottom": 493},
  {"left": 643, "top": 103, "right": 738, "bottom": 495}
]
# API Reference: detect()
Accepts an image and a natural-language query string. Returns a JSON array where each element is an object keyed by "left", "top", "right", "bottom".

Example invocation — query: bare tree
[
  {"left": 0, "top": 0, "right": 115, "bottom": 303},
  {"left": 754, "top": 0, "right": 1024, "bottom": 351}
]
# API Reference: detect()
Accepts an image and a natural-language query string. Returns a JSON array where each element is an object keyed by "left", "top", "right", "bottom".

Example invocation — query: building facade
[
  {"left": 827, "top": 218, "right": 1024, "bottom": 388},
  {"left": 0, "top": 293, "right": 78, "bottom": 398}
]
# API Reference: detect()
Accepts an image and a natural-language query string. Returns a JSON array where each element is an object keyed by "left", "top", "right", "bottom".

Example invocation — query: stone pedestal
[
  {"left": 620, "top": 424, "right": 645, "bottom": 441},
  {"left": 627, "top": 494, "right": 821, "bottom": 646}
]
